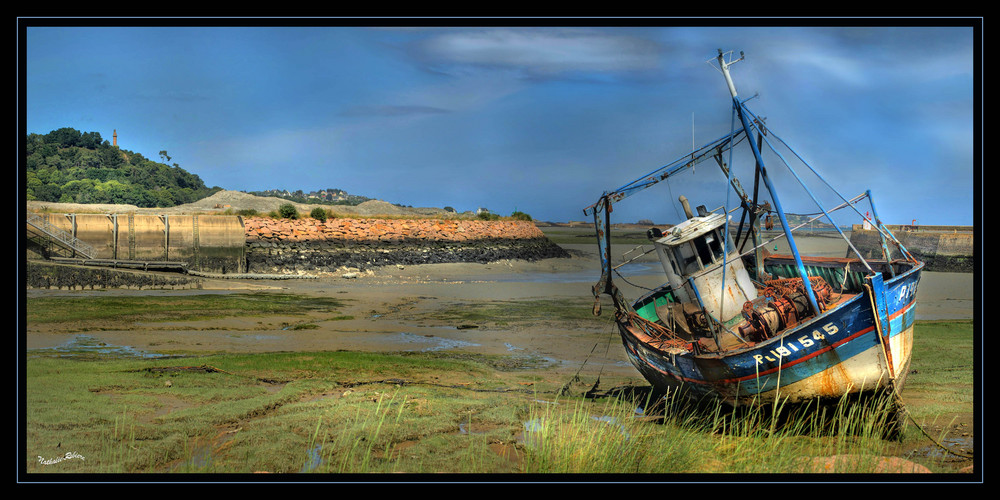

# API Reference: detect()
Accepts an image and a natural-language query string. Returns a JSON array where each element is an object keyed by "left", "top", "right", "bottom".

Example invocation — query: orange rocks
[{"left": 244, "top": 217, "right": 544, "bottom": 243}]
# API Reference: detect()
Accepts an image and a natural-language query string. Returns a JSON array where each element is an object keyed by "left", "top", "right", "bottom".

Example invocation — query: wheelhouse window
[
  {"left": 705, "top": 230, "right": 726, "bottom": 263},
  {"left": 673, "top": 241, "right": 702, "bottom": 274},
  {"left": 693, "top": 234, "right": 714, "bottom": 267}
]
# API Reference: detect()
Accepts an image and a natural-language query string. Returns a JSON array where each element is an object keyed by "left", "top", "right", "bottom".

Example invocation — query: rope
[
  {"left": 622, "top": 311, "right": 691, "bottom": 350},
  {"left": 560, "top": 319, "right": 618, "bottom": 397},
  {"left": 890, "top": 389, "right": 974, "bottom": 459}
]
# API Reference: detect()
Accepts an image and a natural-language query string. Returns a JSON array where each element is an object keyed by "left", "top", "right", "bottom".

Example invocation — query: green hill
[{"left": 25, "top": 127, "right": 221, "bottom": 208}]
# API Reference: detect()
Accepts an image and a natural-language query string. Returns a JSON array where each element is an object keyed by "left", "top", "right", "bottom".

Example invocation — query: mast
[{"left": 715, "top": 50, "right": 821, "bottom": 316}]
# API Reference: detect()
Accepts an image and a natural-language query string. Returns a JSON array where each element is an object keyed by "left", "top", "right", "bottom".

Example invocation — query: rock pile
[{"left": 244, "top": 217, "right": 570, "bottom": 273}]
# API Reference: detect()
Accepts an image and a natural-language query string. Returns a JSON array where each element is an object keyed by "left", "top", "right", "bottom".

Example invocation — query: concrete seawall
[
  {"left": 27, "top": 212, "right": 570, "bottom": 276},
  {"left": 27, "top": 213, "right": 247, "bottom": 274},
  {"left": 848, "top": 224, "right": 974, "bottom": 273}
]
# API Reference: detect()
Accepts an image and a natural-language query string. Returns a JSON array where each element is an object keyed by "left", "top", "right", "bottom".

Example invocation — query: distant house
[{"left": 476, "top": 207, "right": 490, "bottom": 215}]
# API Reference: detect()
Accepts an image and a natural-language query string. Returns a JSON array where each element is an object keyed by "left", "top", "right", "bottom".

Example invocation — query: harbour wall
[
  {"left": 26, "top": 213, "right": 570, "bottom": 275},
  {"left": 25, "top": 260, "right": 204, "bottom": 290},
  {"left": 848, "top": 224, "right": 974, "bottom": 273},
  {"left": 27, "top": 213, "right": 247, "bottom": 274}
]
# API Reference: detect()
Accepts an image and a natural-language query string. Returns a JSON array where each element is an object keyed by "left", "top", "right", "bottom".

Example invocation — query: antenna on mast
[{"left": 711, "top": 49, "right": 745, "bottom": 98}]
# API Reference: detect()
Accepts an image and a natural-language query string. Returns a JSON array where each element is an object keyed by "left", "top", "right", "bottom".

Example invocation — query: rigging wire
[
  {"left": 740, "top": 104, "right": 873, "bottom": 271},
  {"left": 613, "top": 266, "right": 656, "bottom": 292}
]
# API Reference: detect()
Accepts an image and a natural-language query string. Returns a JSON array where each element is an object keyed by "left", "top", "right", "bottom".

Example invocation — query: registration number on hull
[{"left": 752, "top": 323, "right": 839, "bottom": 365}]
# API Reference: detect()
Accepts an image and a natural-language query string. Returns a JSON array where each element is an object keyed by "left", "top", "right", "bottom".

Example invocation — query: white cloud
[{"left": 416, "top": 28, "right": 662, "bottom": 77}]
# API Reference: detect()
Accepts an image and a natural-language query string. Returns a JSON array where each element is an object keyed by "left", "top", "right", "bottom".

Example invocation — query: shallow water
[
  {"left": 396, "top": 332, "right": 480, "bottom": 352},
  {"left": 28, "top": 334, "right": 170, "bottom": 359}
]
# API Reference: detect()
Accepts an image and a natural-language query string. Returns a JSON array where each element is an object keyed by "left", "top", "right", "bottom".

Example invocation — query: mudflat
[{"left": 25, "top": 235, "right": 973, "bottom": 377}]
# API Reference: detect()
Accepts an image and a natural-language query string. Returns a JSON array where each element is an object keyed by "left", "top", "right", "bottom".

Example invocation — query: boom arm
[{"left": 583, "top": 129, "right": 746, "bottom": 315}]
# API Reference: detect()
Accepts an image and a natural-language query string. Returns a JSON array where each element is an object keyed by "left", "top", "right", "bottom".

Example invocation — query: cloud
[{"left": 411, "top": 28, "right": 663, "bottom": 80}]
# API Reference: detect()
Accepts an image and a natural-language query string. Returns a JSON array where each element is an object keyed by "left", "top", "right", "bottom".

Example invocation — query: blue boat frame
[
  {"left": 585, "top": 50, "right": 925, "bottom": 406},
  {"left": 618, "top": 260, "right": 922, "bottom": 404}
]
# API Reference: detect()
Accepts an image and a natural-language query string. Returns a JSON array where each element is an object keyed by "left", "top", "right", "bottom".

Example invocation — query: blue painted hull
[{"left": 619, "top": 261, "right": 923, "bottom": 405}]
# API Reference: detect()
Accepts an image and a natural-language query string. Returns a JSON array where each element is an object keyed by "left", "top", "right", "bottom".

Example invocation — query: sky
[{"left": 21, "top": 20, "right": 980, "bottom": 226}]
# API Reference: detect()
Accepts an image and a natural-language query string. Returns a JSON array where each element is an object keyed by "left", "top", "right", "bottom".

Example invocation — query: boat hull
[{"left": 619, "top": 263, "right": 922, "bottom": 406}]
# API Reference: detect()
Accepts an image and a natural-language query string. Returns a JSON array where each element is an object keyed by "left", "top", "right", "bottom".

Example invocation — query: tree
[
  {"left": 45, "top": 127, "right": 82, "bottom": 148},
  {"left": 278, "top": 204, "right": 299, "bottom": 219},
  {"left": 59, "top": 179, "right": 98, "bottom": 203},
  {"left": 79, "top": 131, "right": 103, "bottom": 149},
  {"left": 310, "top": 207, "right": 328, "bottom": 222},
  {"left": 98, "top": 144, "right": 125, "bottom": 169},
  {"left": 26, "top": 128, "right": 223, "bottom": 208},
  {"left": 35, "top": 184, "right": 63, "bottom": 202}
]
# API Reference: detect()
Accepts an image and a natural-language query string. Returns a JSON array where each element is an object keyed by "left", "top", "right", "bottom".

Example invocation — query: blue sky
[{"left": 23, "top": 21, "right": 979, "bottom": 226}]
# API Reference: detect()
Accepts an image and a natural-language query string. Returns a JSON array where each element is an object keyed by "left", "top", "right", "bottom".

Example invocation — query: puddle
[
  {"left": 300, "top": 444, "right": 323, "bottom": 473},
  {"left": 590, "top": 415, "right": 631, "bottom": 440},
  {"left": 458, "top": 422, "right": 489, "bottom": 435},
  {"left": 397, "top": 333, "right": 480, "bottom": 352},
  {"left": 168, "top": 439, "right": 216, "bottom": 472},
  {"left": 519, "top": 415, "right": 632, "bottom": 447},
  {"left": 27, "top": 335, "right": 172, "bottom": 360},
  {"left": 230, "top": 334, "right": 282, "bottom": 340},
  {"left": 173, "top": 448, "right": 213, "bottom": 472},
  {"left": 909, "top": 436, "right": 974, "bottom": 460}
]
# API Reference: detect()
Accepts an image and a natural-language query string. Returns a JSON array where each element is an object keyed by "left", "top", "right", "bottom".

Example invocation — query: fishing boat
[{"left": 584, "top": 50, "right": 924, "bottom": 407}]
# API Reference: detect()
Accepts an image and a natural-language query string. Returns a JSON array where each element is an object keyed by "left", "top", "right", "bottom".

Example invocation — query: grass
[
  {"left": 25, "top": 292, "right": 349, "bottom": 329},
  {"left": 23, "top": 287, "right": 974, "bottom": 476},
  {"left": 900, "top": 320, "right": 974, "bottom": 420},
  {"left": 24, "top": 341, "right": 963, "bottom": 475}
]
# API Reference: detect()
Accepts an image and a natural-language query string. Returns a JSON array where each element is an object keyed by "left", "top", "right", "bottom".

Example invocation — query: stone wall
[
  {"left": 28, "top": 212, "right": 572, "bottom": 275},
  {"left": 848, "top": 225, "right": 974, "bottom": 273},
  {"left": 25, "top": 261, "right": 203, "bottom": 290},
  {"left": 244, "top": 217, "right": 570, "bottom": 273}
]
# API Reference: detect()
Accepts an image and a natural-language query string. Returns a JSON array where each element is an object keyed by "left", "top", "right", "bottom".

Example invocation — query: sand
[{"left": 25, "top": 235, "right": 974, "bottom": 383}]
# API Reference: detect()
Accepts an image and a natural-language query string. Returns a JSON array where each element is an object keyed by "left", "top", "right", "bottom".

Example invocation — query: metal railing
[{"left": 26, "top": 213, "right": 96, "bottom": 259}]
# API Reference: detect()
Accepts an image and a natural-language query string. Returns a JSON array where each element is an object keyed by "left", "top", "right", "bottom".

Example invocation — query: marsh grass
[
  {"left": 315, "top": 391, "right": 409, "bottom": 473},
  {"left": 26, "top": 292, "right": 348, "bottom": 328},
  {"left": 702, "top": 392, "right": 900, "bottom": 473},
  {"left": 511, "top": 386, "right": 901, "bottom": 474},
  {"left": 904, "top": 320, "right": 974, "bottom": 417},
  {"left": 25, "top": 320, "right": 970, "bottom": 475},
  {"left": 23, "top": 351, "right": 929, "bottom": 475},
  {"left": 519, "top": 394, "right": 707, "bottom": 474}
]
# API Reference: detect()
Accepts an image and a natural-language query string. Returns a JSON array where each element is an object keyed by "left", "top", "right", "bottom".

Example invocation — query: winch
[{"left": 738, "top": 277, "right": 834, "bottom": 342}]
